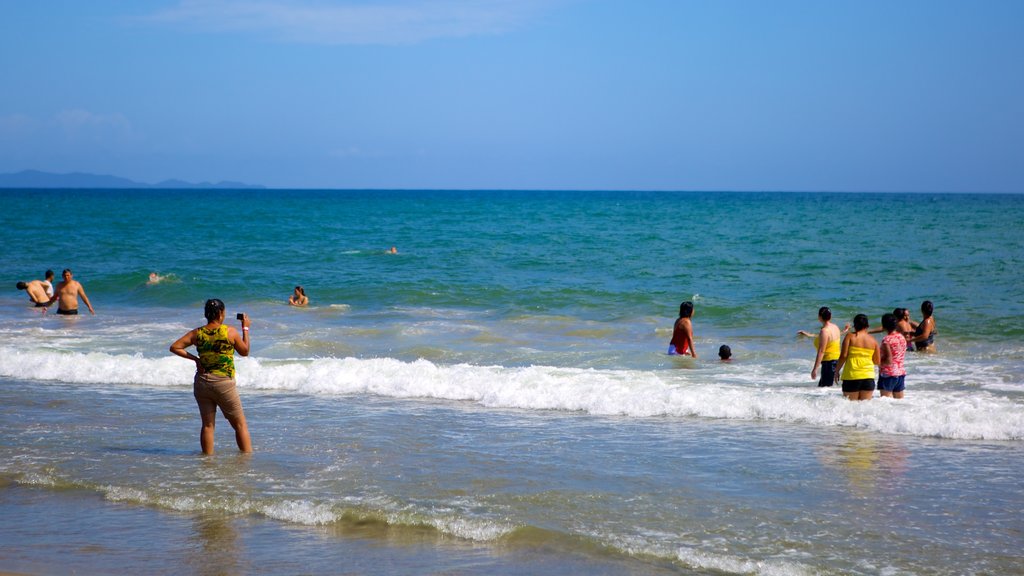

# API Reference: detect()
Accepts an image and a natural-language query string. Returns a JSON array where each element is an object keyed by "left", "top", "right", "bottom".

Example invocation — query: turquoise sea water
[{"left": 1, "top": 189, "right": 1023, "bottom": 575}]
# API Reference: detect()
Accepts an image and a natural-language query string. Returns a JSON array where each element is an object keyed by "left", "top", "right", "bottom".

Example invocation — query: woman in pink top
[{"left": 878, "top": 313, "right": 907, "bottom": 399}]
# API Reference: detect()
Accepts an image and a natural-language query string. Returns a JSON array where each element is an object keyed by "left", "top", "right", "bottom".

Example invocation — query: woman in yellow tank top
[
  {"left": 797, "top": 306, "right": 845, "bottom": 388},
  {"left": 835, "top": 314, "right": 880, "bottom": 401}
]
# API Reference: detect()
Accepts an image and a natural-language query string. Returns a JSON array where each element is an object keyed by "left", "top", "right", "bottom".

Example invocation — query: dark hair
[
  {"left": 678, "top": 301, "right": 693, "bottom": 318},
  {"left": 921, "top": 300, "right": 933, "bottom": 317},
  {"left": 62, "top": 268, "right": 71, "bottom": 275},
  {"left": 204, "top": 298, "right": 225, "bottom": 322},
  {"left": 881, "top": 313, "right": 897, "bottom": 333},
  {"left": 718, "top": 345, "right": 732, "bottom": 359},
  {"left": 853, "top": 313, "right": 870, "bottom": 332},
  {"left": 818, "top": 306, "right": 832, "bottom": 321},
  {"left": 45, "top": 269, "right": 54, "bottom": 279},
  {"left": 16, "top": 281, "right": 27, "bottom": 290},
  {"left": 295, "top": 286, "right": 305, "bottom": 296},
  {"left": 892, "top": 307, "right": 903, "bottom": 318}
]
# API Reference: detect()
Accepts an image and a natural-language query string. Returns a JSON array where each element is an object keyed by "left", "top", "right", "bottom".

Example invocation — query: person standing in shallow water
[
  {"left": 170, "top": 299, "right": 252, "bottom": 454},
  {"left": 47, "top": 268, "right": 95, "bottom": 315},
  {"left": 835, "top": 314, "right": 879, "bottom": 401},
  {"left": 798, "top": 306, "right": 844, "bottom": 387},
  {"left": 878, "top": 313, "right": 908, "bottom": 399},
  {"left": 668, "top": 301, "right": 697, "bottom": 358},
  {"left": 910, "top": 300, "right": 937, "bottom": 353}
]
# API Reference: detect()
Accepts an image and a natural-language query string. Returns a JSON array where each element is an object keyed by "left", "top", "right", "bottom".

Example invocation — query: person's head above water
[
  {"left": 678, "top": 301, "right": 694, "bottom": 318},
  {"left": 881, "top": 313, "right": 897, "bottom": 333},
  {"left": 818, "top": 306, "right": 832, "bottom": 322},
  {"left": 852, "top": 313, "right": 870, "bottom": 332},
  {"left": 921, "top": 300, "right": 934, "bottom": 318},
  {"left": 204, "top": 298, "right": 225, "bottom": 322},
  {"left": 718, "top": 345, "right": 732, "bottom": 360}
]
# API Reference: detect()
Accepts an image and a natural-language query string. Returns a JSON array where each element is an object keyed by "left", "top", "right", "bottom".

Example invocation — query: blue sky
[{"left": 1, "top": 0, "right": 1022, "bottom": 191}]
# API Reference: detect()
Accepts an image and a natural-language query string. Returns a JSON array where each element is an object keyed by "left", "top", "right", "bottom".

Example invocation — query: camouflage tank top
[{"left": 195, "top": 324, "right": 235, "bottom": 378}]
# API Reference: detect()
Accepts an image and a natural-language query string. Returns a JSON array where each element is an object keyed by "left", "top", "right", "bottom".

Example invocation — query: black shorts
[
  {"left": 34, "top": 302, "right": 48, "bottom": 308},
  {"left": 818, "top": 360, "right": 837, "bottom": 387},
  {"left": 56, "top": 308, "right": 78, "bottom": 315},
  {"left": 842, "top": 378, "right": 875, "bottom": 394}
]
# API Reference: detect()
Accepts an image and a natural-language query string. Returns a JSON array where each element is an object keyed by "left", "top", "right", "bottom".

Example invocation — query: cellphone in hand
[{"left": 236, "top": 313, "right": 244, "bottom": 320}]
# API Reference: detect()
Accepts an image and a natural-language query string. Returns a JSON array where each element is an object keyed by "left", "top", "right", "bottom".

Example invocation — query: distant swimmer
[
  {"left": 169, "top": 298, "right": 252, "bottom": 454},
  {"left": 147, "top": 272, "right": 165, "bottom": 285},
  {"left": 798, "top": 306, "right": 847, "bottom": 387},
  {"left": 388, "top": 246, "right": 398, "bottom": 254},
  {"left": 289, "top": 285, "right": 308, "bottom": 307},
  {"left": 718, "top": 345, "right": 732, "bottom": 362},
  {"left": 835, "top": 314, "right": 879, "bottom": 401},
  {"left": 16, "top": 280, "right": 51, "bottom": 308},
  {"left": 46, "top": 268, "right": 95, "bottom": 315},
  {"left": 41, "top": 269, "right": 55, "bottom": 298},
  {"left": 668, "top": 301, "right": 697, "bottom": 358},
  {"left": 909, "top": 300, "right": 937, "bottom": 353}
]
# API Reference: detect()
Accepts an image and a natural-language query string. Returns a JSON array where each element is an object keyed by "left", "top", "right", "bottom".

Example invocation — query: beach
[{"left": 2, "top": 189, "right": 1023, "bottom": 575}]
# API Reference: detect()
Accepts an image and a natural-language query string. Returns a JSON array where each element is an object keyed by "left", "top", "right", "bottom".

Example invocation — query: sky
[{"left": 1, "top": 0, "right": 1022, "bottom": 192}]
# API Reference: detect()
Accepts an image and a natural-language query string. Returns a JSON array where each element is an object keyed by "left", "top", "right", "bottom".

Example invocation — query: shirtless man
[
  {"left": 16, "top": 280, "right": 52, "bottom": 307},
  {"left": 47, "top": 269, "right": 95, "bottom": 315}
]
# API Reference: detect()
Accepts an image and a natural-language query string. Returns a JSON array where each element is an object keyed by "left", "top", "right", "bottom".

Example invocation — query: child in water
[{"left": 718, "top": 345, "right": 732, "bottom": 362}]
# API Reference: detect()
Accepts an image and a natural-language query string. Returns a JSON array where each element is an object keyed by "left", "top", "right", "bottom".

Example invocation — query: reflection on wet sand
[{"left": 818, "top": 431, "right": 909, "bottom": 496}]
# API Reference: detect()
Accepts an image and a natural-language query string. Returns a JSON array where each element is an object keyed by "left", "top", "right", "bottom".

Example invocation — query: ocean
[{"left": 1, "top": 189, "right": 1022, "bottom": 575}]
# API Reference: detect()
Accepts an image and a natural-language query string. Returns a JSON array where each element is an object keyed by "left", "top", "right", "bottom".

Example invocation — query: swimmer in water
[
  {"left": 289, "top": 286, "right": 309, "bottom": 307},
  {"left": 718, "top": 344, "right": 732, "bottom": 362}
]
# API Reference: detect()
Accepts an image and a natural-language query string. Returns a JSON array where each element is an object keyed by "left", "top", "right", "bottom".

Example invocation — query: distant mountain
[{"left": 0, "top": 169, "right": 264, "bottom": 189}]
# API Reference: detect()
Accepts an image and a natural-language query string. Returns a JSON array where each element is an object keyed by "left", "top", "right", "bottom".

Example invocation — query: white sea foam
[
  {"left": 2, "top": 347, "right": 1022, "bottom": 441},
  {"left": 609, "top": 533, "right": 814, "bottom": 576}
]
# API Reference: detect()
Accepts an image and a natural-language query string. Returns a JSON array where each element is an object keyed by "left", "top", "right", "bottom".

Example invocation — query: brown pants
[{"left": 193, "top": 372, "right": 244, "bottom": 421}]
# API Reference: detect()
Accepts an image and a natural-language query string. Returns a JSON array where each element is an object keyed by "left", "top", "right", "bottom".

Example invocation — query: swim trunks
[
  {"left": 667, "top": 344, "right": 690, "bottom": 355},
  {"left": 841, "top": 378, "right": 875, "bottom": 394},
  {"left": 818, "top": 360, "right": 837, "bottom": 387},
  {"left": 56, "top": 308, "right": 78, "bottom": 315},
  {"left": 34, "top": 302, "right": 48, "bottom": 308},
  {"left": 193, "top": 372, "right": 244, "bottom": 421},
  {"left": 877, "top": 375, "right": 906, "bottom": 393}
]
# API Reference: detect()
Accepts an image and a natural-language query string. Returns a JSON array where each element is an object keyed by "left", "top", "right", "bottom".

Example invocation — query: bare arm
[
  {"left": 170, "top": 330, "right": 202, "bottom": 373},
  {"left": 872, "top": 341, "right": 881, "bottom": 366},
  {"left": 811, "top": 327, "right": 828, "bottom": 379},
  {"left": 232, "top": 314, "right": 251, "bottom": 356},
  {"left": 684, "top": 320, "right": 697, "bottom": 359},
  {"left": 880, "top": 339, "right": 891, "bottom": 367},
  {"left": 910, "top": 318, "right": 934, "bottom": 343},
  {"left": 834, "top": 334, "right": 851, "bottom": 383},
  {"left": 77, "top": 284, "right": 95, "bottom": 314}
]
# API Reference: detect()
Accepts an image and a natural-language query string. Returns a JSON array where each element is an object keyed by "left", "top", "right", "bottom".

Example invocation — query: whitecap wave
[{"left": 1, "top": 347, "right": 1022, "bottom": 441}]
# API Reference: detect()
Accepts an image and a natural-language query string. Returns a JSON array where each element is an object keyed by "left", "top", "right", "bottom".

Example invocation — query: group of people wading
[{"left": 800, "top": 301, "right": 936, "bottom": 401}]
